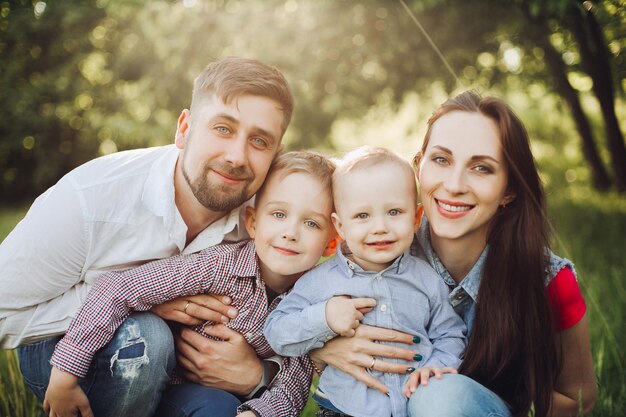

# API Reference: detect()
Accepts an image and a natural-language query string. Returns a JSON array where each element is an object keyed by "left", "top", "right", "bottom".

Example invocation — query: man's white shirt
[{"left": 0, "top": 145, "right": 247, "bottom": 349}]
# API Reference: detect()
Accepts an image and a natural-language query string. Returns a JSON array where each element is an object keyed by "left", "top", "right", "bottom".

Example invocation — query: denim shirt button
[
  {"left": 455, "top": 293, "right": 465, "bottom": 301},
  {"left": 380, "top": 304, "right": 387, "bottom": 312}
]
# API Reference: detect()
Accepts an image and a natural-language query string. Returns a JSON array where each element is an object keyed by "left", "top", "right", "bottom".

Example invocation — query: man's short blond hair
[{"left": 191, "top": 57, "right": 294, "bottom": 135}]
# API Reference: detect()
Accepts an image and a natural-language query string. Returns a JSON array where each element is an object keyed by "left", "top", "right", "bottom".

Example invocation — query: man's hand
[
  {"left": 43, "top": 367, "right": 93, "bottom": 417},
  {"left": 176, "top": 324, "right": 263, "bottom": 396},
  {"left": 151, "top": 294, "right": 238, "bottom": 326},
  {"left": 325, "top": 296, "right": 376, "bottom": 337},
  {"left": 310, "top": 324, "right": 417, "bottom": 394}
]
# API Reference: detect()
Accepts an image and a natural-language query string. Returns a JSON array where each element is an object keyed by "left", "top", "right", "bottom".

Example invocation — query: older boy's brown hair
[{"left": 256, "top": 151, "right": 336, "bottom": 206}]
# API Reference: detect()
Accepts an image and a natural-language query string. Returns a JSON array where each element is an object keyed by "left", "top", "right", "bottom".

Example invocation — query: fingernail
[
  {"left": 385, "top": 392, "right": 390, "bottom": 397},
  {"left": 413, "top": 354, "right": 423, "bottom": 361},
  {"left": 412, "top": 336, "right": 421, "bottom": 343},
  {"left": 227, "top": 308, "right": 237, "bottom": 317},
  {"left": 220, "top": 316, "right": 229, "bottom": 324},
  {"left": 406, "top": 367, "right": 416, "bottom": 373}
]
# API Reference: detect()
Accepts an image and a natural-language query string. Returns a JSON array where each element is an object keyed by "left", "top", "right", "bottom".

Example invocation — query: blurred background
[{"left": 0, "top": 0, "right": 625, "bottom": 416}]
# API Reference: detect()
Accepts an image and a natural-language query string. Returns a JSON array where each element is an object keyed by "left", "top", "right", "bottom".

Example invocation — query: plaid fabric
[
  {"left": 316, "top": 406, "right": 353, "bottom": 417},
  {"left": 50, "top": 240, "right": 312, "bottom": 417}
]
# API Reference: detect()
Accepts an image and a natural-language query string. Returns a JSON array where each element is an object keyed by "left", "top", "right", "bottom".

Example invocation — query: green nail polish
[
  {"left": 413, "top": 354, "right": 423, "bottom": 361},
  {"left": 412, "top": 336, "right": 421, "bottom": 343},
  {"left": 406, "top": 367, "right": 416, "bottom": 373}
]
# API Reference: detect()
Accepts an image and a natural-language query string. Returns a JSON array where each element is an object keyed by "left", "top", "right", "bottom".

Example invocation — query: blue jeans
[
  {"left": 154, "top": 382, "right": 243, "bottom": 417},
  {"left": 17, "top": 312, "right": 176, "bottom": 417},
  {"left": 407, "top": 374, "right": 512, "bottom": 417}
]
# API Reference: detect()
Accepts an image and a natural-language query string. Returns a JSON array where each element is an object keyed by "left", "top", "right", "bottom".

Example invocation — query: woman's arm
[
  {"left": 309, "top": 324, "right": 418, "bottom": 394},
  {"left": 550, "top": 314, "right": 596, "bottom": 416}
]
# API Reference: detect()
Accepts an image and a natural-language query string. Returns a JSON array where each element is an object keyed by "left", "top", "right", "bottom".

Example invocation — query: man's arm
[{"left": 0, "top": 178, "right": 88, "bottom": 348}]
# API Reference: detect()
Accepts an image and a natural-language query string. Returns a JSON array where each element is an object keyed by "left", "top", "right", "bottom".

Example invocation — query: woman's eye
[
  {"left": 474, "top": 165, "right": 492, "bottom": 174},
  {"left": 433, "top": 156, "right": 448, "bottom": 164}
]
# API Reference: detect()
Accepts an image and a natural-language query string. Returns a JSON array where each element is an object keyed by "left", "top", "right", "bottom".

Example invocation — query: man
[{"left": 0, "top": 56, "right": 292, "bottom": 417}]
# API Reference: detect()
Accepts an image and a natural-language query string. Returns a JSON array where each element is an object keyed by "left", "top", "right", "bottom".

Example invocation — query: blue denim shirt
[
  {"left": 264, "top": 245, "right": 466, "bottom": 417},
  {"left": 410, "top": 216, "right": 577, "bottom": 336}
]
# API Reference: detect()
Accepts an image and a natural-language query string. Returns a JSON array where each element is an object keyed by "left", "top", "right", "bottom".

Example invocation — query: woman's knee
[{"left": 407, "top": 374, "right": 511, "bottom": 417}]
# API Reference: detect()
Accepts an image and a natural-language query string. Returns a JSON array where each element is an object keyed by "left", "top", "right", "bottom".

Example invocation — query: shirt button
[
  {"left": 455, "top": 293, "right": 465, "bottom": 301},
  {"left": 380, "top": 304, "right": 387, "bottom": 312}
]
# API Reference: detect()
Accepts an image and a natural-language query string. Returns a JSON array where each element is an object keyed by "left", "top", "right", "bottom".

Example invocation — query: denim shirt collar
[{"left": 414, "top": 216, "right": 487, "bottom": 304}]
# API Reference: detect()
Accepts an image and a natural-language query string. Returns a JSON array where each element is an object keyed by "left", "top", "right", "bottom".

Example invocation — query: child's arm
[
  {"left": 420, "top": 271, "right": 467, "bottom": 369},
  {"left": 402, "top": 366, "right": 458, "bottom": 398},
  {"left": 43, "top": 366, "right": 94, "bottom": 417},
  {"left": 264, "top": 267, "right": 375, "bottom": 356},
  {"left": 237, "top": 354, "right": 313, "bottom": 417},
  {"left": 50, "top": 247, "right": 223, "bottom": 378}
]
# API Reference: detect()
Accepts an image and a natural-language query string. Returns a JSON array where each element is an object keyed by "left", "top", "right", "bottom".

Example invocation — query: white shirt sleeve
[{"left": 0, "top": 176, "right": 89, "bottom": 348}]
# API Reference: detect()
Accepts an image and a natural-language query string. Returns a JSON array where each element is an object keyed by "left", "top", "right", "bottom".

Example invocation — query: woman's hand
[
  {"left": 176, "top": 324, "right": 263, "bottom": 396},
  {"left": 402, "top": 366, "right": 458, "bottom": 398},
  {"left": 151, "top": 294, "right": 238, "bottom": 326},
  {"left": 310, "top": 324, "right": 417, "bottom": 394}
]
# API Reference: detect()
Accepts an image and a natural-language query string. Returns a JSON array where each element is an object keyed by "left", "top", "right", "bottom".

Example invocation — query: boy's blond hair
[
  {"left": 256, "top": 151, "right": 336, "bottom": 205},
  {"left": 332, "top": 146, "right": 416, "bottom": 203},
  {"left": 191, "top": 57, "right": 294, "bottom": 135}
]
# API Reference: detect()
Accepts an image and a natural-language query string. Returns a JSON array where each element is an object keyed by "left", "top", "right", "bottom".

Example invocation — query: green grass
[{"left": 1, "top": 189, "right": 625, "bottom": 416}]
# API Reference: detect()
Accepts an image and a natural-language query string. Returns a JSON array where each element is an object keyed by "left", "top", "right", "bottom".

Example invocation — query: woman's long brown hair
[{"left": 417, "top": 91, "right": 559, "bottom": 417}]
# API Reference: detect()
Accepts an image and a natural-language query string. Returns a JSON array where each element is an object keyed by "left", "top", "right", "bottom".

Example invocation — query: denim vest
[{"left": 411, "top": 216, "right": 576, "bottom": 336}]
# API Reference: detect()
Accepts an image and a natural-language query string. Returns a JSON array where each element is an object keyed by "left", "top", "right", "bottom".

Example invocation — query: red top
[{"left": 546, "top": 267, "right": 587, "bottom": 331}]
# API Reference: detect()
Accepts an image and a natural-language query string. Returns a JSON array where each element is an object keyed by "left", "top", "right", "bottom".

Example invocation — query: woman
[{"left": 310, "top": 91, "right": 596, "bottom": 417}]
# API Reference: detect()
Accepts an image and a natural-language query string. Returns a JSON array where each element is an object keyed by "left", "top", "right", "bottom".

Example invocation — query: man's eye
[
  {"left": 216, "top": 126, "right": 230, "bottom": 134},
  {"left": 251, "top": 137, "right": 268, "bottom": 148}
]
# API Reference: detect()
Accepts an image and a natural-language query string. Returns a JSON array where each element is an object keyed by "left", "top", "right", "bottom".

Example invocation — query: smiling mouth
[
  {"left": 273, "top": 246, "right": 299, "bottom": 256},
  {"left": 366, "top": 241, "right": 395, "bottom": 247},
  {"left": 211, "top": 170, "right": 247, "bottom": 184},
  {"left": 436, "top": 199, "right": 474, "bottom": 212}
]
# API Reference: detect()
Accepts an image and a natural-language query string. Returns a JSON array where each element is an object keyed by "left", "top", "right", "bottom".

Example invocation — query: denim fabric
[
  {"left": 154, "top": 382, "right": 243, "bottom": 417},
  {"left": 17, "top": 312, "right": 175, "bottom": 417},
  {"left": 407, "top": 374, "right": 511, "bottom": 417}
]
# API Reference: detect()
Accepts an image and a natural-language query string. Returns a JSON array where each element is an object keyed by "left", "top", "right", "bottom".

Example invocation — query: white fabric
[{"left": 0, "top": 145, "right": 246, "bottom": 349}]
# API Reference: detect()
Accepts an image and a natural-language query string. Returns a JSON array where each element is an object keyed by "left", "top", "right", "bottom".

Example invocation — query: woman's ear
[
  {"left": 244, "top": 206, "right": 257, "bottom": 238},
  {"left": 501, "top": 192, "right": 516, "bottom": 207}
]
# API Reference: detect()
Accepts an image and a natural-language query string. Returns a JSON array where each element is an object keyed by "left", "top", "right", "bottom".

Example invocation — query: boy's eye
[
  {"left": 304, "top": 220, "right": 319, "bottom": 229},
  {"left": 272, "top": 212, "right": 286, "bottom": 219},
  {"left": 388, "top": 209, "right": 400, "bottom": 216},
  {"left": 356, "top": 213, "right": 369, "bottom": 219}
]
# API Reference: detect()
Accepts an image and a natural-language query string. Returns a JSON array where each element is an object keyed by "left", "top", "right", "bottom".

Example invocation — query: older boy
[
  {"left": 264, "top": 147, "right": 466, "bottom": 417},
  {"left": 45, "top": 151, "right": 337, "bottom": 417}
]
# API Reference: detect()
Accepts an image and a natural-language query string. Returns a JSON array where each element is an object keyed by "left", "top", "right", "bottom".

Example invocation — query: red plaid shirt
[{"left": 50, "top": 240, "right": 313, "bottom": 417}]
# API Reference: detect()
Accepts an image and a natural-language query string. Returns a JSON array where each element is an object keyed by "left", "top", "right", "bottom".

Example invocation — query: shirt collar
[
  {"left": 335, "top": 241, "right": 410, "bottom": 276},
  {"left": 414, "top": 215, "right": 486, "bottom": 302},
  {"left": 232, "top": 240, "right": 261, "bottom": 278}
]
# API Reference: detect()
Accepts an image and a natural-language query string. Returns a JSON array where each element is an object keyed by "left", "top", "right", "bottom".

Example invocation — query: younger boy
[
  {"left": 263, "top": 147, "right": 467, "bottom": 417},
  {"left": 45, "top": 151, "right": 337, "bottom": 417}
]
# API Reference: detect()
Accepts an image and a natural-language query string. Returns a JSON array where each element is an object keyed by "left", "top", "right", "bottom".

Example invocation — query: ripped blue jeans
[{"left": 17, "top": 312, "right": 176, "bottom": 417}]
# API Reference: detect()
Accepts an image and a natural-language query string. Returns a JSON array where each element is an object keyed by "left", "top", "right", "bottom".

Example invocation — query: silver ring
[
  {"left": 183, "top": 301, "right": 191, "bottom": 314},
  {"left": 369, "top": 357, "right": 376, "bottom": 370}
]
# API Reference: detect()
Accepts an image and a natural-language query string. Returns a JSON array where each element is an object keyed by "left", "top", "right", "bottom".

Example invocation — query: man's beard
[{"left": 182, "top": 160, "right": 252, "bottom": 212}]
